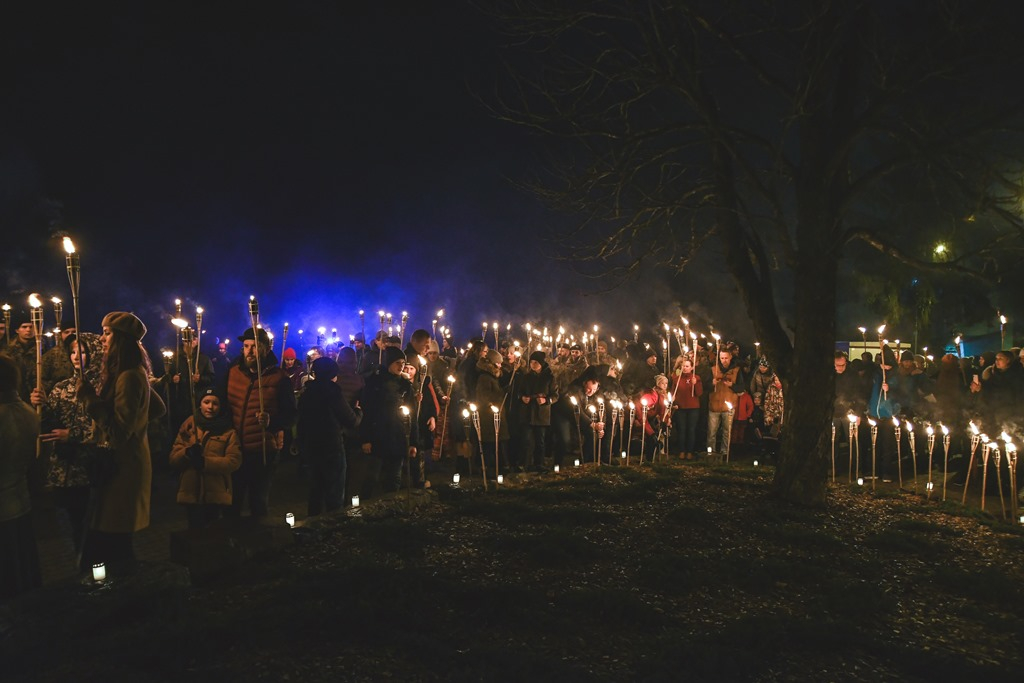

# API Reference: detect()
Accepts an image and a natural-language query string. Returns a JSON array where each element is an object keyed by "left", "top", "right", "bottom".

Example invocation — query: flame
[
  {"left": 447, "top": 375, "right": 456, "bottom": 383},
  {"left": 877, "top": 324, "right": 886, "bottom": 335},
  {"left": 926, "top": 425, "right": 934, "bottom": 436},
  {"left": 904, "top": 420, "right": 913, "bottom": 431},
  {"left": 681, "top": 317, "right": 689, "bottom": 325},
  {"left": 171, "top": 318, "right": 187, "bottom": 328},
  {"left": 63, "top": 236, "right": 76, "bottom": 254},
  {"left": 462, "top": 409, "right": 470, "bottom": 418},
  {"left": 51, "top": 296, "right": 62, "bottom": 304},
  {"left": 969, "top": 421, "right": 979, "bottom": 435},
  {"left": 469, "top": 403, "right": 478, "bottom": 412},
  {"left": 892, "top": 417, "right": 900, "bottom": 428},
  {"left": 868, "top": 419, "right": 876, "bottom": 426},
  {"left": 587, "top": 404, "right": 596, "bottom": 414},
  {"left": 570, "top": 396, "right": 578, "bottom": 406},
  {"left": 491, "top": 405, "right": 499, "bottom": 414},
  {"left": 359, "top": 309, "right": 365, "bottom": 316},
  {"left": 724, "top": 401, "right": 733, "bottom": 411},
  {"left": 28, "top": 293, "right": 42, "bottom": 308},
  {"left": 196, "top": 306, "right": 203, "bottom": 315},
  {"left": 858, "top": 326, "right": 866, "bottom": 334},
  {"left": 162, "top": 350, "right": 174, "bottom": 358},
  {"left": 400, "top": 406, "right": 410, "bottom": 416},
  {"left": 848, "top": 413, "right": 858, "bottom": 423}
]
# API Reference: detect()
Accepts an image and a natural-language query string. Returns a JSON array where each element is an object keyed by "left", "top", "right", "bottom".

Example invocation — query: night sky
[{"left": 2, "top": 3, "right": 754, "bottom": 355}]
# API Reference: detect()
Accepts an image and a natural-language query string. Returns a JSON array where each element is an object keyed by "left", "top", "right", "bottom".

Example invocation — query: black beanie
[
  {"left": 529, "top": 351, "right": 547, "bottom": 365},
  {"left": 382, "top": 347, "right": 407, "bottom": 370},
  {"left": 312, "top": 356, "right": 338, "bottom": 381}
]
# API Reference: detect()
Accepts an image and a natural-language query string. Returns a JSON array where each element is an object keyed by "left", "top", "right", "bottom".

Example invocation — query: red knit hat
[{"left": 282, "top": 347, "right": 297, "bottom": 360}]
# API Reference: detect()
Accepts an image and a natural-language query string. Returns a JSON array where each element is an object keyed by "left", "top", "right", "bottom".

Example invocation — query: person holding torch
[{"left": 223, "top": 326, "right": 296, "bottom": 519}]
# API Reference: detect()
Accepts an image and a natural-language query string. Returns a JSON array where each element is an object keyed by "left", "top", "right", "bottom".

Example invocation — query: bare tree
[{"left": 489, "top": 0, "right": 1024, "bottom": 504}]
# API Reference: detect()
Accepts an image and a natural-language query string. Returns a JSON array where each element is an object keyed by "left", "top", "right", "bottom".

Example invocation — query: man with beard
[
  {"left": 155, "top": 333, "right": 215, "bottom": 435},
  {"left": 223, "top": 327, "right": 296, "bottom": 519}
]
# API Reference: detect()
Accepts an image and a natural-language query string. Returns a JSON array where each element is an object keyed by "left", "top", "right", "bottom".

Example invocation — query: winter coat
[
  {"left": 709, "top": 363, "right": 741, "bottom": 413},
  {"left": 359, "top": 370, "right": 419, "bottom": 457},
  {"left": 669, "top": 370, "right": 702, "bottom": 410},
  {"left": 0, "top": 390, "right": 38, "bottom": 522},
  {"left": 298, "top": 378, "right": 362, "bottom": 456},
  {"left": 475, "top": 359, "right": 510, "bottom": 442},
  {"left": 225, "top": 357, "right": 296, "bottom": 458},
  {"left": 519, "top": 365, "right": 556, "bottom": 427},
  {"left": 90, "top": 367, "right": 166, "bottom": 533},
  {"left": 169, "top": 416, "right": 242, "bottom": 505}
]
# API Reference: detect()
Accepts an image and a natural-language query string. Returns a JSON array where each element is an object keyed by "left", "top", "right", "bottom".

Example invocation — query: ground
[{"left": 4, "top": 461, "right": 1023, "bottom": 682}]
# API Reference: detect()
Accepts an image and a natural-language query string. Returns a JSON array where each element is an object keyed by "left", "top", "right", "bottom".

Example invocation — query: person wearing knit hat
[
  {"left": 168, "top": 384, "right": 241, "bottom": 529},
  {"left": 101, "top": 311, "right": 147, "bottom": 341},
  {"left": 6, "top": 315, "right": 38, "bottom": 402},
  {"left": 84, "top": 310, "right": 165, "bottom": 576},
  {"left": 223, "top": 322, "right": 297, "bottom": 519},
  {"left": 297, "top": 351, "right": 362, "bottom": 516},
  {"left": 357, "top": 339, "right": 418, "bottom": 498},
  {"left": 280, "top": 347, "right": 303, "bottom": 392}
]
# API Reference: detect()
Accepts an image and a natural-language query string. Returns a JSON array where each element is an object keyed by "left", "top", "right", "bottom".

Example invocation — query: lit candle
[
  {"left": 497, "top": 474, "right": 504, "bottom": 485},
  {"left": 285, "top": 513, "right": 295, "bottom": 527},
  {"left": 453, "top": 473, "right": 461, "bottom": 485},
  {"left": 574, "top": 459, "right": 580, "bottom": 467},
  {"left": 92, "top": 563, "right": 106, "bottom": 582},
  {"left": 352, "top": 495, "right": 360, "bottom": 508},
  {"left": 554, "top": 465, "right": 560, "bottom": 473}
]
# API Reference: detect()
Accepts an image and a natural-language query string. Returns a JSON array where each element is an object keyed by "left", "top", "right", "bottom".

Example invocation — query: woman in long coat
[{"left": 83, "top": 312, "right": 165, "bottom": 576}]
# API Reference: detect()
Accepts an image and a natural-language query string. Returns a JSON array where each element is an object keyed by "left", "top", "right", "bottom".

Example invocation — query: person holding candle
[
  {"left": 669, "top": 355, "right": 703, "bottom": 460},
  {"left": 560, "top": 365, "right": 605, "bottom": 463},
  {"left": 169, "top": 388, "right": 242, "bottom": 528},
  {"left": 81, "top": 312, "right": 165, "bottom": 577},
  {"left": 0, "top": 354, "right": 42, "bottom": 598},
  {"left": 224, "top": 327, "right": 296, "bottom": 519}
]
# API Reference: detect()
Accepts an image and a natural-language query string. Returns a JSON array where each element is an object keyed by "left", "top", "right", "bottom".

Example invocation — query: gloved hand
[{"left": 186, "top": 444, "right": 204, "bottom": 471}]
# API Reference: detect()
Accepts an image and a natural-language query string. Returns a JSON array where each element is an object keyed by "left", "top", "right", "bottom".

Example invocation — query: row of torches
[{"left": 834, "top": 414, "right": 1020, "bottom": 521}]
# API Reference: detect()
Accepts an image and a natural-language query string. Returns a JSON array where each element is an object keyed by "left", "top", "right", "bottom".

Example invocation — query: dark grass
[{"left": 9, "top": 462, "right": 1024, "bottom": 682}]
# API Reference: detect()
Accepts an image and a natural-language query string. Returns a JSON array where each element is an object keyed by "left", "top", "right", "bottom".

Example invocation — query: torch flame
[
  {"left": 63, "top": 236, "right": 76, "bottom": 254},
  {"left": 877, "top": 324, "right": 886, "bottom": 335},
  {"left": 969, "top": 421, "right": 979, "bottom": 435},
  {"left": 491, "top": 405, "right": 499, "bottom": 414},
  {"left": 858, "top": 326, "right": 866, "bottom": 334},
  {"left": 848, "top": 413, "right": 858, "bottom": 423},
  {"left": 570, "top": 396, "right": 578, "bottom": 406},
  {"left": 51, "top": 296, "right": 62, "bottom": 304},
  {"left": 400, "top": 405, "right": 410, "bottom": 416},
  {"left": 587, "top": 404, "right": 596, "bottom": 414},
  {"left": 469, "top": 403, "right": 478, "bottom": 412},
  {"left": 892, "top": 417, "right": 900, "bottom": 428},
  {"left": 447, "top": 375, "right": 456, "bottom": 383},
  {"left": 941, "top": 424, "right": 949, "bottom": 435},
  {"left": 905, "top": 420, "right": 913, "bottom": 431},
  {"left": 868, "top": 419, "right": 876, "bottom": 427},
  {"left": 28, "top": 293, "right": 42, "bottom": 308},
  {"left": 641, "top": 397, "right": 648, "bottom": 407},
  {"left": 462, "top": 409, "right": 470, "bottom": 418},
  {"left": 926, "top": 425, "right": 934, "bottom": 436},
  {"left": 171, "top": 318, "right": 187, "bottom": 328}
]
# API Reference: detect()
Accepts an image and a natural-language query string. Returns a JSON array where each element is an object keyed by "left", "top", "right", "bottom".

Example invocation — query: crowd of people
[{"left": 2, "top": 305, "right": 1022, "bottom": 599}]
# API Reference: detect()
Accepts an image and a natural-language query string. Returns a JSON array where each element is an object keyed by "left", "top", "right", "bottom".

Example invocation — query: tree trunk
[{"left": 772, "top": 252, "right": 838, "bottom": 506}]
